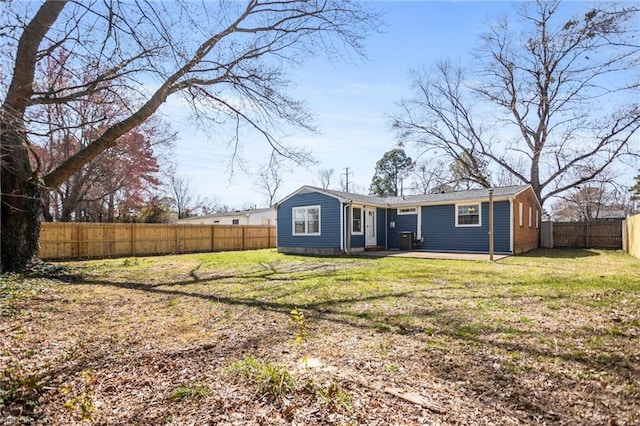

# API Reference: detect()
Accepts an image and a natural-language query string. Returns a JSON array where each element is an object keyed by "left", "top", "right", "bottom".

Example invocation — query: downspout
[
  {"left": 339, "top": 202, "right": 344, "bottom": 252},
  {"left": 489, "top": 188, "right": 494, "bottom": 261},
  {"left": 346, "top": 201, "right": 352, "bottom": 254}
]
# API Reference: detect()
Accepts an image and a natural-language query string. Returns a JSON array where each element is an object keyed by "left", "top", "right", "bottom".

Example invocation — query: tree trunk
[
  {"left": 1, "top": 126, "right": 42, "bottom": 273},
  {"left": 1, "top": 0, "right": 67, "bottom": 272}
]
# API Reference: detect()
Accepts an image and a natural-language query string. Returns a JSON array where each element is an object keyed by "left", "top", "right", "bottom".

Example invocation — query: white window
[
  {"left": 397, "top": 207, "right": 417, "bottom": 215},
  {"left": 528, "top": 207, "right": 532, "bottom": 227},
  {"left": 456, "top": 203, "right": 481, "bottom": 227},
  {"left": 536, "top": 210, "right": 539, "bottom": 228},
  {"left": 519, "top": 202, "right": 524, "bottom": 227},
  {"left": 292, "top": 206, "right": 320, "bottom": 235},
  {"left": 352, "top": 206, "right": 362, "bottom": 234}
]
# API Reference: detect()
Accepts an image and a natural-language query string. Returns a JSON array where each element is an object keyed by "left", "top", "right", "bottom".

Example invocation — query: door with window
[{"left": 365, "top": 208, "right": 376, "bottom": 246}]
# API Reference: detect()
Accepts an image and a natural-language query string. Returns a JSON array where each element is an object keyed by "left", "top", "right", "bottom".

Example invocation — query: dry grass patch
[{"left": 1, "top": 249, "right": 639, "bottom": 424}]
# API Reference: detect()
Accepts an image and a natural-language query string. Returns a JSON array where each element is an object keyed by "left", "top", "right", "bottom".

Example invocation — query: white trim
[
  {"left": 455, "top": 202, "right": 482, "bottom": 227},
  {"left": 292, "top": 205, "right": 321, "bottom": 236},
  {"left": 518, "top": 202, "right": 524, "bottom": 227},
  {"left": 365, "top": 207, "right": 377, "bottom": 246},
  {"left": 417, "top": 206, "right": 422, "bottom": 241},
  {"left": 536, "top": 210, "right": 539, "bottom": 229},
  {"left": 340, "top": 203, "right": 344, "bottom": 251},
  {"left": 528, "top": 206, "right": 532, "bottom": 227},
  {"left": 397, "top": 206, "right": 417, "bottom": 215},
  {"left": 278, "top": 186, "right": 348, "bottom": 206},
  {"left": 509, "top": 200, "right": 514, "bottom": 253},
  {"left": 351, "top": 205, "right": 364, "bottom": 235}
]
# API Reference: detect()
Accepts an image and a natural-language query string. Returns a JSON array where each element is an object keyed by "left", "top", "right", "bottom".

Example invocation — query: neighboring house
[
  {"left": 593, "top": 207, "right": 628, "bottom": 221},
  {"left": 276, "top": 185, "right": 541, "bottom": 255},
  {"left": 177, "top": 207, "right": 276, "bottom": 226}
]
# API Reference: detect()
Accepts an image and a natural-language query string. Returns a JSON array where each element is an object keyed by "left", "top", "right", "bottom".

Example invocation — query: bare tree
[
  {"left": 166, "top": 175, "right": 194, "bottom": 219},
  {"left": 392, "top": 1, "right": 640, "bottom": 207},
  {"left": 317, "top": 168, "right": 335, "bottom": 189},
  {"left": 256, "top": 166, "right": 283, "bottom": 207},
  {"left": 551, "top": 169, "right": 633, "bottom": 220},
  {"left": 1, "top": 0, "right": 380, "bottom": 271},
  {"left": 408, "top": 158, "right": 450, "bottom": 194},
  {"left": 192, "top": 196, "right": 222, "bottom": 216}
]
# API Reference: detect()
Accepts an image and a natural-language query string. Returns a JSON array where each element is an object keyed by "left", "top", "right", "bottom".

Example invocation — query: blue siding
[
  {"left": 387, "top": 209, "right": 418, "bottom": 249},
  {"left": 376, "top": 208, "right": 386, "bottom": 247},
  {"left": 277, "top": 192, "right": 341, "bottom": 249},
  {"left": 421, "top": 201, "right": 511, "bottom": 253},
  {"left": 351, "top": 234, "right": 364, "bottom": 248},
  {"left": 345, "top": 206, "right": 364, "bottom": 249}
]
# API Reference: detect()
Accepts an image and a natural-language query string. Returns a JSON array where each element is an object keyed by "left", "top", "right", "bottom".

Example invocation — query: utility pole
[{"left": 342, "top": 167, "right": 353, "bottom": 192}]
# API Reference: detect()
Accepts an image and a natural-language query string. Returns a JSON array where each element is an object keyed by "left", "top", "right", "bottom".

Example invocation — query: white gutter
[{"left": 417, "top": 206, "right": 422, "bottom": 243}]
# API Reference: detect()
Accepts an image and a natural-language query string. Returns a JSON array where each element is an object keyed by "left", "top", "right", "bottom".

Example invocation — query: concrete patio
[{"left": 354, "top": 250, "right": 510, "bottom": 261}]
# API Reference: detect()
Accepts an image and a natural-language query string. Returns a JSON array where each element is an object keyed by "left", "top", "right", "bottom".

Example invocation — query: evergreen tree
[
  {"left": 631, "top": 173, "right": 640, "bottom": 201},
  {"left": 369, "top": 148, "right": 413, "bottom": 196}
]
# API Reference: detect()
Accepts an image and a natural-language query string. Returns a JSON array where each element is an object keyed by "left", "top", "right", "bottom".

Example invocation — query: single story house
[
  {"left": 276, "top": 185, "right": 541, "bottom": 255},
  {"left": 176, "top": 207, "right": 276, "bottom": 226}
]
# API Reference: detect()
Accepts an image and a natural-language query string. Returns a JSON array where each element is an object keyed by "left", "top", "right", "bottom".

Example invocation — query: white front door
[{"left": 365, "top": 208, "right": 377, "bottom": 246}]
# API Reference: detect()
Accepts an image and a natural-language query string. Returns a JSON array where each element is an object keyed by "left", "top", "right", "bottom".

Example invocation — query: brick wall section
[{"left": 513, "top": 187, "right": 541, "bottom": 254}]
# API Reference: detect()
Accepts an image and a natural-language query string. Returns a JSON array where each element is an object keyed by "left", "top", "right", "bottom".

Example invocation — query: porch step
[{"left": 365, "top": 246, "right": 386, "bottom": 252}]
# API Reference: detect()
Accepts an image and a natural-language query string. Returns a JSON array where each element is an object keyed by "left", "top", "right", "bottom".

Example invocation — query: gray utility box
[{"left": 399, "top": 231, "right": 415, "bottom": 250}]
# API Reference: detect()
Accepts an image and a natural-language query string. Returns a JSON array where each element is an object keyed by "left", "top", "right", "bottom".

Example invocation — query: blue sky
[{"left": 159, "top": 1, "right": 625, "bottom": 209}]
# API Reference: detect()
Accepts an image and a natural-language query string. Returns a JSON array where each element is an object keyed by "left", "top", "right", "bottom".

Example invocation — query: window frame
[
  {"left": 351, "top": 206, "right": 363, "bottom": 235},
  {"left": 397, "top": 206, "right": 417, "bottom": 215},
  {"left": 455, "top": 202, "right": 482, "bottom": 227},
  {"left": 536, "top": 210, "right": 539, "bottom": 229},
  {"left": 528, "top": 206, "right": 532, "bottom": 228},
  {"left": 292, "top": 205, "right": 321, "bottom": 236}
]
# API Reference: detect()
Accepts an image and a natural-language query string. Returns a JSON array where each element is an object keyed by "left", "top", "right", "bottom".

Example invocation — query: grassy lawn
[{"left": 1, "top": 249, "right": 639, "bottom": 425}]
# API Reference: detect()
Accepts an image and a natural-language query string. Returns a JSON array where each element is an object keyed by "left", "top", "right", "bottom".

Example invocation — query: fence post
[
  {"left": 175, "top": 225, "right": 179, "bottom": 253},
  {"left": 585, "top": 221, "right": 589, "bottom": 248},
  {"left": 130, "top": 223, "right": 135, "bottom": 256},
  {"left": 242, "top": 226, "right": 246, "bottom": 250},
  {"left": 76, "top": 223, "right": 81, "bottom": 258}
]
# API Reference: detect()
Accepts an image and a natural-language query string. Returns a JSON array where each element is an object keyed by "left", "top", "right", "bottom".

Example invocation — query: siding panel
[
  {"left": 388, "top": 210, "right": 418, "bottom": 249},
  {"left": 277, "top": 192, "right": 341, "bottom": 249},
  {"left": 376, "top": 208, "right": 387, "bottom": 247},
  {"left": 421, "top": 201, "right": 511, "bottom": 253}
]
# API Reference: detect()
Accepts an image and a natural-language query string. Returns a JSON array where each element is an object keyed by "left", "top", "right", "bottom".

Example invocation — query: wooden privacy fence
[
  {"left": 550, "top": 221, "right": 622, "bottom": 249},
  {"left": 39, "top": 223, "right": 277, "bottom": 260}
]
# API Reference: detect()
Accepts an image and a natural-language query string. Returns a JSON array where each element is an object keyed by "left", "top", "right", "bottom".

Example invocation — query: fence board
[
  {"left": 39, "top": 223, "right": 276, "bottom": 260},
  {"left": 625, "top": 214, "right": 640, "bottom": 259},
  {"left": 552, "top": 221, "right": 622, "bottom": 249}
]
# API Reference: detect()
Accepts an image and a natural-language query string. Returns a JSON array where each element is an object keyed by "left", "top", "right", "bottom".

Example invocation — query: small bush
[
  {"left": 289, "top": 308, "right": 309, "bottom": 342},
  {"left": 227, "top": 357, "right": 295, "bottom": 400}
]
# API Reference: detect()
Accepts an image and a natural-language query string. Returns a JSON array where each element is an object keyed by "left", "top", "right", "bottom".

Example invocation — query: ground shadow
[{"left": 512, "top": 248, "right": 602, "bottom": 259}]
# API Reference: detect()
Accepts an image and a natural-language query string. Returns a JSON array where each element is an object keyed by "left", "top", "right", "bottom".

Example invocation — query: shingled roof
[{"left": 281, "top": 185, "right": 533, "bottom": 207}]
